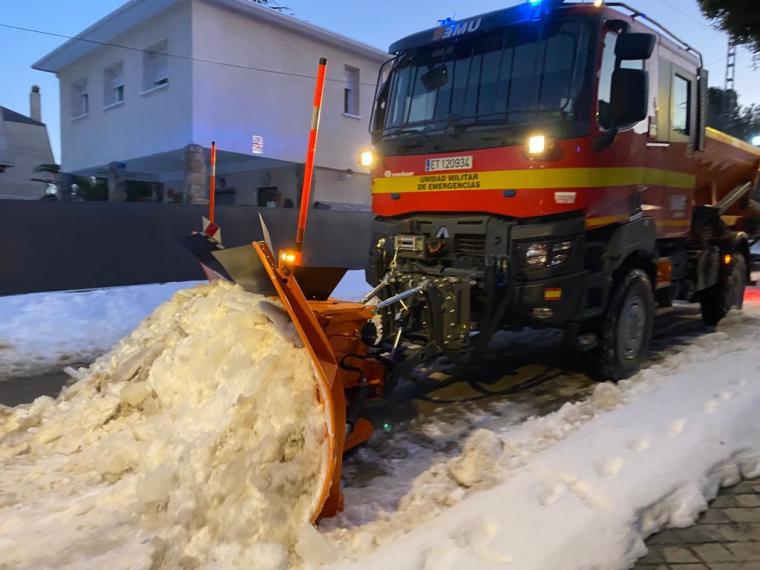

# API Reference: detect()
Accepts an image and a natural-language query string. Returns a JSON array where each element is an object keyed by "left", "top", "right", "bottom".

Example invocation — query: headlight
[
  {"left": 550, "top": 241, "right": 573, "bottom": 266},
  {"left": 526, "top": 242, "right": 550, "bottom": 266},
  {"left": 522, "top": 240, "right": 574, "bottom": 267},
  {"left": 527, "top": 134, "right": 546, "bottom": 156},
  {"left": 358, "top": 149, "right": 376, "bottom": 168}
]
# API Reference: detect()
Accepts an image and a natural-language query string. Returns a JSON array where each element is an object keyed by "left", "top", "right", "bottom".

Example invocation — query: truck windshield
[{"left": 379, "top": 18, "right": 591, "bottom": 134}]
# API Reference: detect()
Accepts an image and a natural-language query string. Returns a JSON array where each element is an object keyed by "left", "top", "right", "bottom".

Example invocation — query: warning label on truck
[{"left": 416, "top": 172, "right": 481, "bottom": 191}]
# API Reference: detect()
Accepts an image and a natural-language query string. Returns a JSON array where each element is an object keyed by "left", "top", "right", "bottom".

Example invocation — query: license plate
[{"left": 425, "top": 155, "right": 473, "bottom": 172}]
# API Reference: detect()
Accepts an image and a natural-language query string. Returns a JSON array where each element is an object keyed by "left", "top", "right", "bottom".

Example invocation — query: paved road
[
  {"left": 635, "top": 479, "right": 760, "bottom": 570},
  {"left": 0, "top": 372, "right": 69, "bottom": 407}
]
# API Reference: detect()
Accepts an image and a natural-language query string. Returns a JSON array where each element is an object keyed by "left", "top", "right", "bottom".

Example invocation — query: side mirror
[
  {"left": 616, "top": 33, "right": 656, "bottom": 61},
  {"left": 610, "top": 68, "right": 649, "bottom": 126}
]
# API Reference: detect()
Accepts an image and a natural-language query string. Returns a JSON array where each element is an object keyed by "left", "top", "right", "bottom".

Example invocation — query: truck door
[
  {"left": 596, "top": 28, "right": 650, "bottom": 223},
  {"left": 646, "top": 53, "right": 699, "bottom": 237}
]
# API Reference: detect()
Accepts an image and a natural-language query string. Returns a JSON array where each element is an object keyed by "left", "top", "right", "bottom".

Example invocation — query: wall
[
  {"left": 222, "top": 164, "right": 300, "bottom": 206},
  {"left": 0, "top": 121, "right": 54, "bottom": 200},
  {"left": 0, "top": 117, "right": 12, "bottom": 167},
  {"left": 314, "top": 167, "right": 372, "bottom": 207},
  {"left": 0, "top": 200, "right": 372, "bottom": 296},
  {"left": 190, "top": 0, "right": 383, "bottom": 205},
  {"left": 58, "top": 1, "right": 194, "bottom": 172}
]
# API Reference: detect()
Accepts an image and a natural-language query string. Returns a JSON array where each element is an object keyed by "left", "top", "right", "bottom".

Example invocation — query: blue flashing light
[{"left": 529, "top": 0, "right": 543, "bottom": 5}]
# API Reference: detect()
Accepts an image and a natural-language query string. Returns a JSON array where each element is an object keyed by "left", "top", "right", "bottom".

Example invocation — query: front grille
[{"left": 455, "top": 234, "right": 486, "bottom": 258}]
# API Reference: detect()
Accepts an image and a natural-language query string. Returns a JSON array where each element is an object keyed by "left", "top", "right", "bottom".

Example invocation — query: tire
[
  {"left": 700, "top": 254, "right": 747, "bottom": 327},
  {"left": 588, "top": 269, "right": 655, "bottom": 382}
]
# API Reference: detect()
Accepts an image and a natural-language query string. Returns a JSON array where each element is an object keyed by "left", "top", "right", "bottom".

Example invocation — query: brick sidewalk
[{"left": 634, "top": 479, "right": 760, "bottom": 569}]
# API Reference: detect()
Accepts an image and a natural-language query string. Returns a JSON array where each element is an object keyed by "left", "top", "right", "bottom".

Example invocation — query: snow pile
[
  {"left": 0, "top": 281, "right": 328, "bottom": 570},
  {"left": 325, "top": 306, "right": 760, "bottom": 570},
  {"left": 0, "top": 282, "right": 198, "bottom": 379}
]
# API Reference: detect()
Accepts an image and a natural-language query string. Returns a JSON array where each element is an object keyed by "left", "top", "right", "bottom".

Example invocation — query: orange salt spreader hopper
[{"left": 182, "top": 57, "right": 387, "bottom": 521}]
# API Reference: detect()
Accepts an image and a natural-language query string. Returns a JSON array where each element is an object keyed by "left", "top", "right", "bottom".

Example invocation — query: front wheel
[
  {"left": 588, "top": 269, "right": 655, "bottom": 382},
  {"left": 700, "top": 254, "right": 747, "bottom": 327}
]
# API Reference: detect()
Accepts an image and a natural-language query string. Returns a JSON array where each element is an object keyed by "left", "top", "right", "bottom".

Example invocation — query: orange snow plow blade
[{"left": 206, "top": 239, "right": 384, "bottom": 521}]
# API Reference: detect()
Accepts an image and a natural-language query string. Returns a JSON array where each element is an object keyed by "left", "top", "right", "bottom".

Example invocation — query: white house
[
  {"left": 33, "top": 0, "right": 388, "bottom": 207},
  {"left": 0, "top": 87, "right": 56, "bottom": 200}
]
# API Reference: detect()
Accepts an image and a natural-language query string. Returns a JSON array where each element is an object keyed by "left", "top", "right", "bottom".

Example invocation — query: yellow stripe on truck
[
  {"left": 372, "top": 167, "right": 696, "bottom": 194},
  {"left": 586, "top": 215, "right": 629, "bottom": 228},
  {"left": 706, "top": 127, "right": 760, "bottom": 157},
  {"left": 656, "top": 219, "right": 691, "bottom": 227}
]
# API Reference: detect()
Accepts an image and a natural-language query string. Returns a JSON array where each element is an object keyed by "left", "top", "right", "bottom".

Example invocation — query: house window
[
  {"left": 143, "top": 40, "right": 169, "bottom": 91},
  {"left": 344, "top": 65, "right": 360, "bottom": 116},
  {"left": 104, "top": 62, "right": 125, "bottom": 106},
  {"left": 71, "top": 79, "right": 89, "bottom": 118},
  {"left": 672, "top": 74, "right": 691, "bottom": 136}
]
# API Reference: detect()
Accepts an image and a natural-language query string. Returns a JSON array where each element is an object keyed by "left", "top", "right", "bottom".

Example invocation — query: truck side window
[
  {"left": 672, "top": 74, "right": 691, "bottom": 135},
  {"left": 598, "top": 31, "right": 645, "bottom": 131},
  {"left": 597, "top": 31, "right": 617, "bottom": 131}
]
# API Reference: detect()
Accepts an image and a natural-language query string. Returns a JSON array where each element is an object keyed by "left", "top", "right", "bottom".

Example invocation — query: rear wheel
[
  {"left": 588, "top": 269, "right": 654, "bottom": 382},
  {"left": 700, "top": 254, "right": 747, "bottom": 327}
]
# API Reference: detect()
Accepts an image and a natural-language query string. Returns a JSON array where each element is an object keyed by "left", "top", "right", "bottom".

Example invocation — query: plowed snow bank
[
  {"left": 0, "top": 281, "right": 327, "bottom": 570},
  {"left": 325, "top": 307, "right": 760, "bottom": 570}
]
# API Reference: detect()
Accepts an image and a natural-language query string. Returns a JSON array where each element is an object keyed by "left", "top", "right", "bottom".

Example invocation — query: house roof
[
  {"left": 1, "top": 106, "right": 45, "bottom": 127},
  {"left": 33, "top": 0, "right": 389, "bottom": 73}
]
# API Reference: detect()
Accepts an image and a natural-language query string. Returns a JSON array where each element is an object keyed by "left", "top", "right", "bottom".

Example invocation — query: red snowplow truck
[{"left": 364, "top": 0, "right": 760, "bottom": 380}]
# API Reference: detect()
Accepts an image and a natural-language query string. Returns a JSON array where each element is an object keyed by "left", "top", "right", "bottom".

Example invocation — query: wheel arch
[{"left": 603, "top": 217, "right": 659, "bottom": 290}]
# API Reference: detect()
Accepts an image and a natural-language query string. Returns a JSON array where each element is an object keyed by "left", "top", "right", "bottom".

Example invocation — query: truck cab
[{"left": 365, "top": 0, "right": 759, "bottom": 380}]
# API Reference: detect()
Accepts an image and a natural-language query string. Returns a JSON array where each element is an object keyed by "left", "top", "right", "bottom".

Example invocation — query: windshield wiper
[
  {"left": 449, "top": 109, "right": 568, "bottom": 128},
  {"left": 384, "top": 127, "right": 443, "bottom": 147},
  {"left": 387, "top": 127, "right": 438, "bottom": 140}
]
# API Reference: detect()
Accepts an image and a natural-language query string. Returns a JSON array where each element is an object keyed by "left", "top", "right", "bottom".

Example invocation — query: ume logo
[{"left": 434, "top": 18, "right": 483, "bottom": 41}]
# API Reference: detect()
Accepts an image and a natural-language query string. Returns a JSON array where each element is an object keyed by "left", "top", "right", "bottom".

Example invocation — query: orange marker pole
[
  {"left": 209, "top": 141, "right": 217, "bottom": 224},
  {"left": 295, "top": 57, "right": 328, "bottom": 259}
]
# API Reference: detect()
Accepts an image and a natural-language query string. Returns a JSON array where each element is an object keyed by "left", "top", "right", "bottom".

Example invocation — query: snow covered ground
[
  {"left": 1, "top": 276, "right": 759, "bottom": 570},
  {"left": 0, "top": 282, "right": 199, "bottom": 379},
  {"left": 331, "top": 270, "right": 371, "bottom": 302},
  {"left": 0, "top": 272, "right": 368, "bottom": 380}
]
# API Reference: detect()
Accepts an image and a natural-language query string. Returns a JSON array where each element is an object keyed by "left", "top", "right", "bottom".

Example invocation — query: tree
[
  {"left": 707, "top": 87, "right": 760, "bottom": 140},
  {"left": 698, "top": 0, "right": 760, "bottom": 52},
  {"left": 707, "top": 87, "right": 741, "bottom": 134}
]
